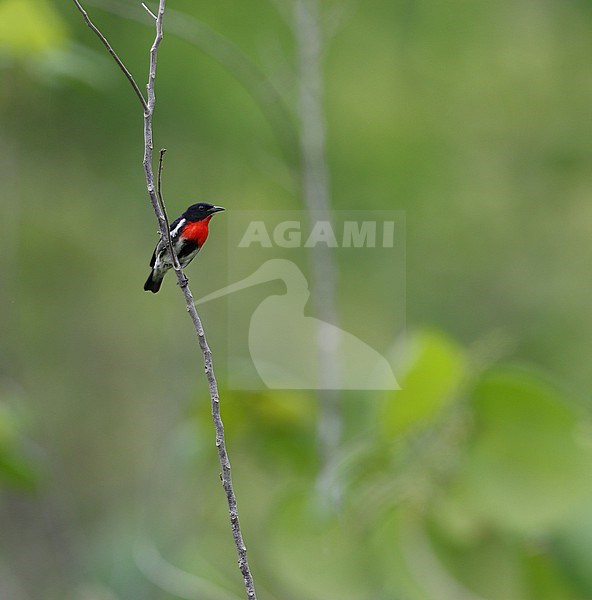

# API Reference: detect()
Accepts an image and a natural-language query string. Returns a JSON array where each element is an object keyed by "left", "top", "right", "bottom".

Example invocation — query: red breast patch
[{"left": 181, "top": 215, "right": 212, "bottom": 247}]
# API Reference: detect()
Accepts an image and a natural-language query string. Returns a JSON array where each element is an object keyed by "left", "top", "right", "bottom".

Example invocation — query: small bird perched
[{"left": 144, "top": 202, "right": 225, "bottom": 293}]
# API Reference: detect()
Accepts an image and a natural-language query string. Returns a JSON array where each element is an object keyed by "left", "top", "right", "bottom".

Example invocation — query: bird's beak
[{"left": 209, "top": 205, "right": 225, "bottom": 214}]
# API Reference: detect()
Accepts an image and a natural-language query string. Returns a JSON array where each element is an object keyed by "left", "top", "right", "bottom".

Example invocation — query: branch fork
[{"left": 72, "top": 2, "right": 257, "bottom": 598}]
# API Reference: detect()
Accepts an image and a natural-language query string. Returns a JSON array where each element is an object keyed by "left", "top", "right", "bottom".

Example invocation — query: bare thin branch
[
  {"left": 143, "top": 6, "right": 258, "bottom": 599},
  {"left": 73, "top": 2, "right": 258, "bottom": 598},
  {"left": 157, "top": 148, "right": 167, "bottom": 204},
  {"left": 71, "top": 0, "right": 148, "bottom": 112},
  {"left": 141, "top": 2, "right": 157, "bottom": 20},
  {"left": 156, "top": 148, "right": 177, "bottom": 269},
  {"left": 156, "top": 148, "right": 168, "bottom": 226},
  {"left": 86, "top": 0, "right": 299, "bottom": 167}
]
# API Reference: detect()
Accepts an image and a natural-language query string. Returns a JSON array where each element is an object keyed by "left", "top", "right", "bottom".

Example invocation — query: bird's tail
[{"left": 144, "top": 270, "right": 163, "bottom": 293}]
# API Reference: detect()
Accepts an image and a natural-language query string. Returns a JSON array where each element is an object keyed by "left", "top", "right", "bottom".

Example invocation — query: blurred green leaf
[
  {"left": 0, "top": 404, "right": 39, "bottom": 490},
  {"left": 267, "top": 492, "right": 377, "bottom": 600},
  {"left": 369, "top": 509, "right": 432, "bottom": 600},
  {"left": 442, "top": 368, "right": 592, "bottom": 533},
  {"left": 0, "top": 450, "right": 38, "bottom": 489},
  {"left": 424, "top": 516, "right": 587, "bottom": 600},
  {"left": 0, "top": 0, "right": 67, "bottom": 57},
  {"left": 553, "top": 508, "right": 592, "bottom": 597},
  {"left": 0, "top": 402, "right": 18, "bottom": 446},
  {"left": 32, "top": 43, "right": 115, "bottom": 89},
  {"left": 523, "top": 549, "right": 586, "bottom": 600},
  {"left": 380, "top": 330, "right": 467, "bottom": 437},
  {"left": 431, "top": 528, "right": 524, "bottom": 600}
]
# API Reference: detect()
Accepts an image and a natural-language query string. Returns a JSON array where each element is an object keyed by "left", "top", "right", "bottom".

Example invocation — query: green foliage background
[{"left": 1, "top": 1, "right": 592, "bottom": 598}]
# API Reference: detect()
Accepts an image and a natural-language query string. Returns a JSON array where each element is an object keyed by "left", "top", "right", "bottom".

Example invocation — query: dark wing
[
  {"left": 149, "top": 245, "right": 157, "bottom": 267},
  {"left": 149, "top": 215, "right": 184, "bottom": 267},
  {"left": 177, "top": 239, "right": 198, "bottom": 261}
]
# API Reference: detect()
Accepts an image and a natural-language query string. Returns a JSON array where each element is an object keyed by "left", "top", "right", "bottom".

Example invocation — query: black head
[{"left": 184, "top": 202, "right": 225, "bottom": 222}]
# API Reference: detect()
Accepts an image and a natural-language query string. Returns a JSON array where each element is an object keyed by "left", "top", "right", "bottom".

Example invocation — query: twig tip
[{"left": 141, "top": 2, "right": 157, "bottom": 20}]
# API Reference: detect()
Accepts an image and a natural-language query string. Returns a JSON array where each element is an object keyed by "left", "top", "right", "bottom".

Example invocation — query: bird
[{"left": 144, "top": 202, "right": 224, "bottom": 293}]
